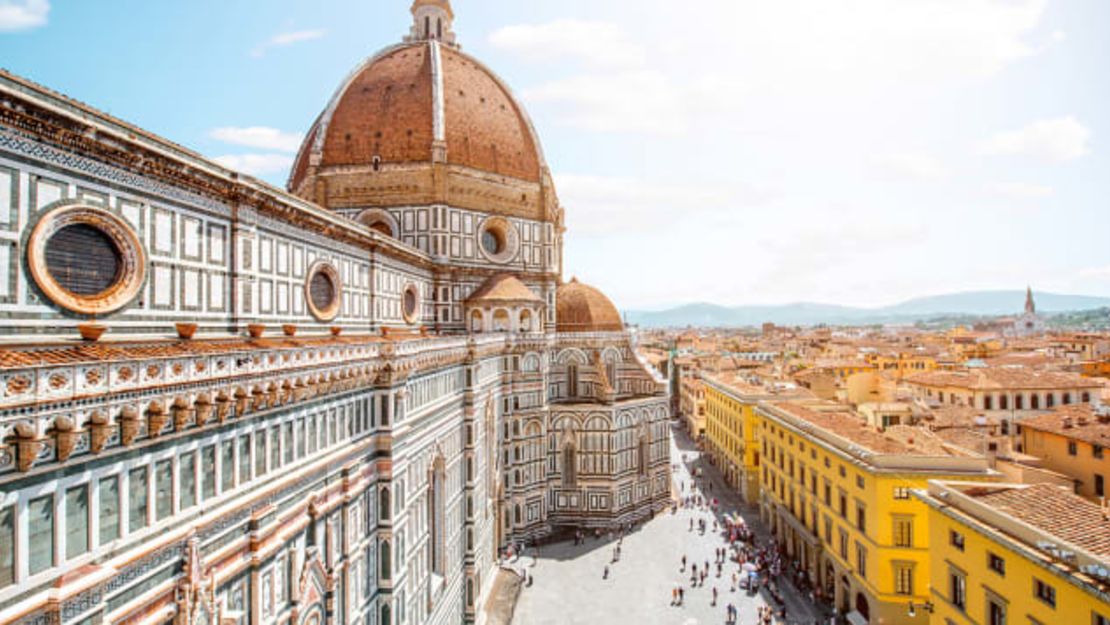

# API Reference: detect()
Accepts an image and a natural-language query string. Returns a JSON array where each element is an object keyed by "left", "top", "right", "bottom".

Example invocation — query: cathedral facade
[{"left": 0, "top": 3, "right": 671, "bottom": 625}]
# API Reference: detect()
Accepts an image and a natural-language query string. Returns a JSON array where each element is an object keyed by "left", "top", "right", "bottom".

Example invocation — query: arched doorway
[{"left": 855, "top": 592, "right": 870, "bottom": 620}]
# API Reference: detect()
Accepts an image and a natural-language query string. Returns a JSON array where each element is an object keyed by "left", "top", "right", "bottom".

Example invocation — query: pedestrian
[
  {"left": 681, "top": 555, "right": 687, "bottom": 571},
  {"left": 603, "top": 565, "right": 609, "bottom": 579},
  {"left": 712, "top": 586, "right": 718, "bottom": 606},
  {"left": 678, "top": 586, "right": 684, "bottom": 605}
]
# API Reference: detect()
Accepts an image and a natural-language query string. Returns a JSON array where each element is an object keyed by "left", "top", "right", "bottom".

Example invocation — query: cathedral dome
[
  {"left": 556, "top": 278, "right": 624, "bottom": 333},
  {"left": 288, "top": 2, "right": 557, "bottom": 222}
]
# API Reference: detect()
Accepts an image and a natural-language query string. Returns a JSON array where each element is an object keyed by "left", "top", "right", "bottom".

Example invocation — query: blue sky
[{"left": 2, "top": 0, "right": 1109, "bottom": 310}]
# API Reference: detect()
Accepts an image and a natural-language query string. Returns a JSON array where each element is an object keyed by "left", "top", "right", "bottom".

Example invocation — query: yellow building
[
  {"left": 679, "top": 374, "right": 706, "bottom": 439},
  {"left": 866, "top": 352, "right": 938, "bottom": 381},
  {"left": 1020, "top": 404, "right": 1110, "bottom": 500},
  {"left": 916, "top": 481, "right": 1110, "bottom": 625},
  {"left": 702, "top": 375, "right": 811, "bottom": 502},
  {"left": 756, "top": 400, "right": 998, "bottom": 625}
]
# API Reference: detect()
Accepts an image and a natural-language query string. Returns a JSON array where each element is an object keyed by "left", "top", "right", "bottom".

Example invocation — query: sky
[{"left": 1, "top": 0, "right": 1108, "bottom": 311}]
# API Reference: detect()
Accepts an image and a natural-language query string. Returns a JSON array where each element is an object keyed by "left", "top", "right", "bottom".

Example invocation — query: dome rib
[{"left": 288, "top": 40, "right": 549, "bottom": 193}]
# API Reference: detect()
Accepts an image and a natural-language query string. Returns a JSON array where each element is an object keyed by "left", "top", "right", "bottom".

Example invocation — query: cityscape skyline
[
  {"left": 0, "top": 3, "right": 1108, "bottom": 625},
  {"left": 3, "top": 0, "right": 1108, "bottom": 309}
]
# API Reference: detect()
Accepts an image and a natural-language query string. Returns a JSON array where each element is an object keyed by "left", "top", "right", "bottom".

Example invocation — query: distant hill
[{"left": 624, "top": 290, "right": 1110, "bottom": 328}]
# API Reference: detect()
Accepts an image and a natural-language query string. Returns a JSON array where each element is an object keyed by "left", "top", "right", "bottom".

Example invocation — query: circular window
[
  {"left": 477, "top": 217, "right": 519, "bottom": 264},
  {"left": 27, "top": 205, "right": 146, "bottom": 315},
  {"left": 304, "top": 261, "right": 342, "bottom": 321},
  {"left": 45, "top": 224, "right": 122, "bottom": 296},
  {"left": 402, "top": 284, "right": 420, "bottom": 325},
  {"left": 481, "top": 229, "right": 503, "bottom": 256}
]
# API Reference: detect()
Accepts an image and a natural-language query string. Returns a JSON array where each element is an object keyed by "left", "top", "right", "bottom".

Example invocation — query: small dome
[
  {"left": 556, "top": 278, "right": 623, "bottom": 333},
  {"left": 467, "top": 273, "right": 542, "bottom": 304}
]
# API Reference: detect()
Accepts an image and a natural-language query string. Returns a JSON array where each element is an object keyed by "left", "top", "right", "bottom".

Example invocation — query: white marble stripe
[{"left": 430, "top": 40, "right": 446, "bottom": 143}]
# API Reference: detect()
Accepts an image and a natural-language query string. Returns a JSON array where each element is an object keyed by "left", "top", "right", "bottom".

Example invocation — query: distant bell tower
[
  {"left": 1025, "top": 285, "right": 1036, "bottom": 315},
  {"left": 405, "top": 0, "right": 458, "bottom": 47}
]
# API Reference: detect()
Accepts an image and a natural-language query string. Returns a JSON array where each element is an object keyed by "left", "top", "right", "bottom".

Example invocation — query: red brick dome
[
  {"left": 556, "top": 278, "right": 624, "bottom": 333},
  {"left": 288, "top": 41, "right": 554, "bottom": 219}
]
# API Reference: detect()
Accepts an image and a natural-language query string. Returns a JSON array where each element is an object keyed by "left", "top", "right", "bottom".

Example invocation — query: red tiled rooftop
[
  {"left": 961, "top": 483, "right": 1110, "bottom": 559},
  {"left": 1020, "top": 404, "right": 1110, "bottom": 448}
]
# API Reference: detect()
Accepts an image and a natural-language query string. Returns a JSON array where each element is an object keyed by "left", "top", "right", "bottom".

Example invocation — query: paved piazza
[{"left": 512, "top": 426, "right": 826, "bottom": 625}]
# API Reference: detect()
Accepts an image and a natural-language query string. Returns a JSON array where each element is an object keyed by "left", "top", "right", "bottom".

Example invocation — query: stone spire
[
  {"left": 1025, "top": 285, "right": 1035, "bottom": 315},
  {"left": 405, "top": 0, "right": 458, "bottom": 47}
]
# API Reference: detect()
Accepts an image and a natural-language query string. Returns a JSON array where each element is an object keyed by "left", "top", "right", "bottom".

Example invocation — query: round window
[
  {"left": 304, "top": 261, "right": 342, "bottom": 322},
  {"left": 477, "top": 217, "right": 519, "bottom": 263},
  {"left": 27, "top": 205, "right": 146, "bottom": 315},
  {"left": 481, "top": 229, "right": 503, "bottom": 255},
  {"left": 402, "top": 284, "right": 420, "bottom": 324},
  {"left": 44, "top": 224, "right": 122, "bottom": 296}
]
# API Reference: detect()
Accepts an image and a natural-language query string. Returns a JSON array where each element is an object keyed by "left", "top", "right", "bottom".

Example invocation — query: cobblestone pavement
[{"left": 510, "top": 423, "right": 828, "bottom": 625}]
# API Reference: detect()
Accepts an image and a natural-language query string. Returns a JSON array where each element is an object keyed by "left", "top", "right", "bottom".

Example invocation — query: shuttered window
[
  {"left": 44, "top": 224, "right": 121, "bottom": 295},
  {"left": 310, "top": 271, "right": 335, "bottom": 311}
]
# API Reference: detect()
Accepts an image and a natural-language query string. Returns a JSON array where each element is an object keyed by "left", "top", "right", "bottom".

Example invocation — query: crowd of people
[
  {"left": 510, "top": 434, "right": 828, "bottom": 625},
  {"left": 664, "top": 453, "right": 823, "bottom": 624}
]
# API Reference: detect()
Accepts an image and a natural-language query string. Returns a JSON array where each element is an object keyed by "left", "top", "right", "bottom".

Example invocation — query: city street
[{"left": 511, "top": 424, "right": 825, "bottom": 625}]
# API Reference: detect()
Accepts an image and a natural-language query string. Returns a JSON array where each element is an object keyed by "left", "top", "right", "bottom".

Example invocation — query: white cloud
[
  {"left": 875, "top": 152, "right": 950, "bottom": 181},
  {"left": 986, "top": 181, "right": 1054, "bottom": 199},
  {"left": 556, "top": 173, "right": 772, "bottom": 236},
  {"left": 978, "top": 116, "right": 1091, "bottom": 162},
  {"left": 0, "top": 0, "right": 48, "bottom": 32},
  {"left": 213, "top": 153, "right": 294, "bottom": 177},
  {"left": 209, "top": 126, "right": 303, "bottom": 152},
  {"left": 507, "top": 1, "right": 1052, "bottom": 136},
  {"left": 1078, "top": 266, "right": 1110, "bottom": 280},
  {"left": 250, "top": 28, "right": 325, "bottom": 58},
  {"left": 489, "top": 19, "right": 645, "bottom": 69},
  {"left": 522, "top": 71, "right": 685, "bottom": 134}
]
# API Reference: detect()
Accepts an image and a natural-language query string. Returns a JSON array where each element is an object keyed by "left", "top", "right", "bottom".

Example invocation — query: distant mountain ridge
[{"left": 624, "top": 290, "right": 1110, "bottom": 328}]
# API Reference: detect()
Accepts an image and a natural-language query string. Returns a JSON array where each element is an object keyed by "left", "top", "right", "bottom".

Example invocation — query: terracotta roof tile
[
  {"left": 1021, "top": 404, "right": 1110, "bottom": 448},
  {"left": 963, "top": 483, "right": 1110, "bottom": 559},
  {"left": 466, "top": 274, "right": 542, "bottom": 304}
]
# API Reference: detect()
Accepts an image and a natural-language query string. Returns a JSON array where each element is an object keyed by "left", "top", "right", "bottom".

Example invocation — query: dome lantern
[{"left": 405, "top": 0, "right": 457, "bottom": 47}]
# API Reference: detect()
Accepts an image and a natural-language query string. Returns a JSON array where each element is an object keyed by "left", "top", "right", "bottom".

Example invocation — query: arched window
[
  {"left": 1015, "top": 394, "right": 1024, "bottom": 410},
  {"left": 1031, "top": 394, "right": 1040, "bottom": 409},
  {"left": 470, "top": 310, "right": 483, "bottom": 332},
  {"left": 562, "top": 443, "right": 577, "bottom": 487},
  {"left": 379, "top": 487, "right": 391, "bottom": 521},
  {"left": 1061, "top": 392, "right": 1071, "bottom": 405},
  {"left": 983, "top": 395, "right": 993, "bottom": 410},
  {"left": 437, "top": 18, "right": 443, "bottom": 39},
  {"left": 493, "top": 309, "right": 510, "bottom": 332},
  {"left": 1046, "top": 393, "right": 1055, "bottom": 408},
  {"left": 424, "top": 16, "right": 431, "bottom": 38},
  {"left": 514, "top": 504, "right": 522, "bottom": 525},
  {"left": 567, "top": 365, "right": 578, "bottom": 399},
  {"left": 1082, "top": 391, "right": 1091, "bottom": 403},
  {"left": 519, "top": 309, "right": 532, "bottom": 332},
  {"left": 606, "top": 362, "right": 617, "bottom": 390},
  {"left": 999, "top": 395, "right": 1008, "bottom": 410},
  {"left": 380, "top": 539, "right": 391, "bottom": 581},
  {"left": 429, "top": 458, "right": 446, "bottom": 575},
  {"left": 638, "top": 436, "right": 648, "bottom": 476}
]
